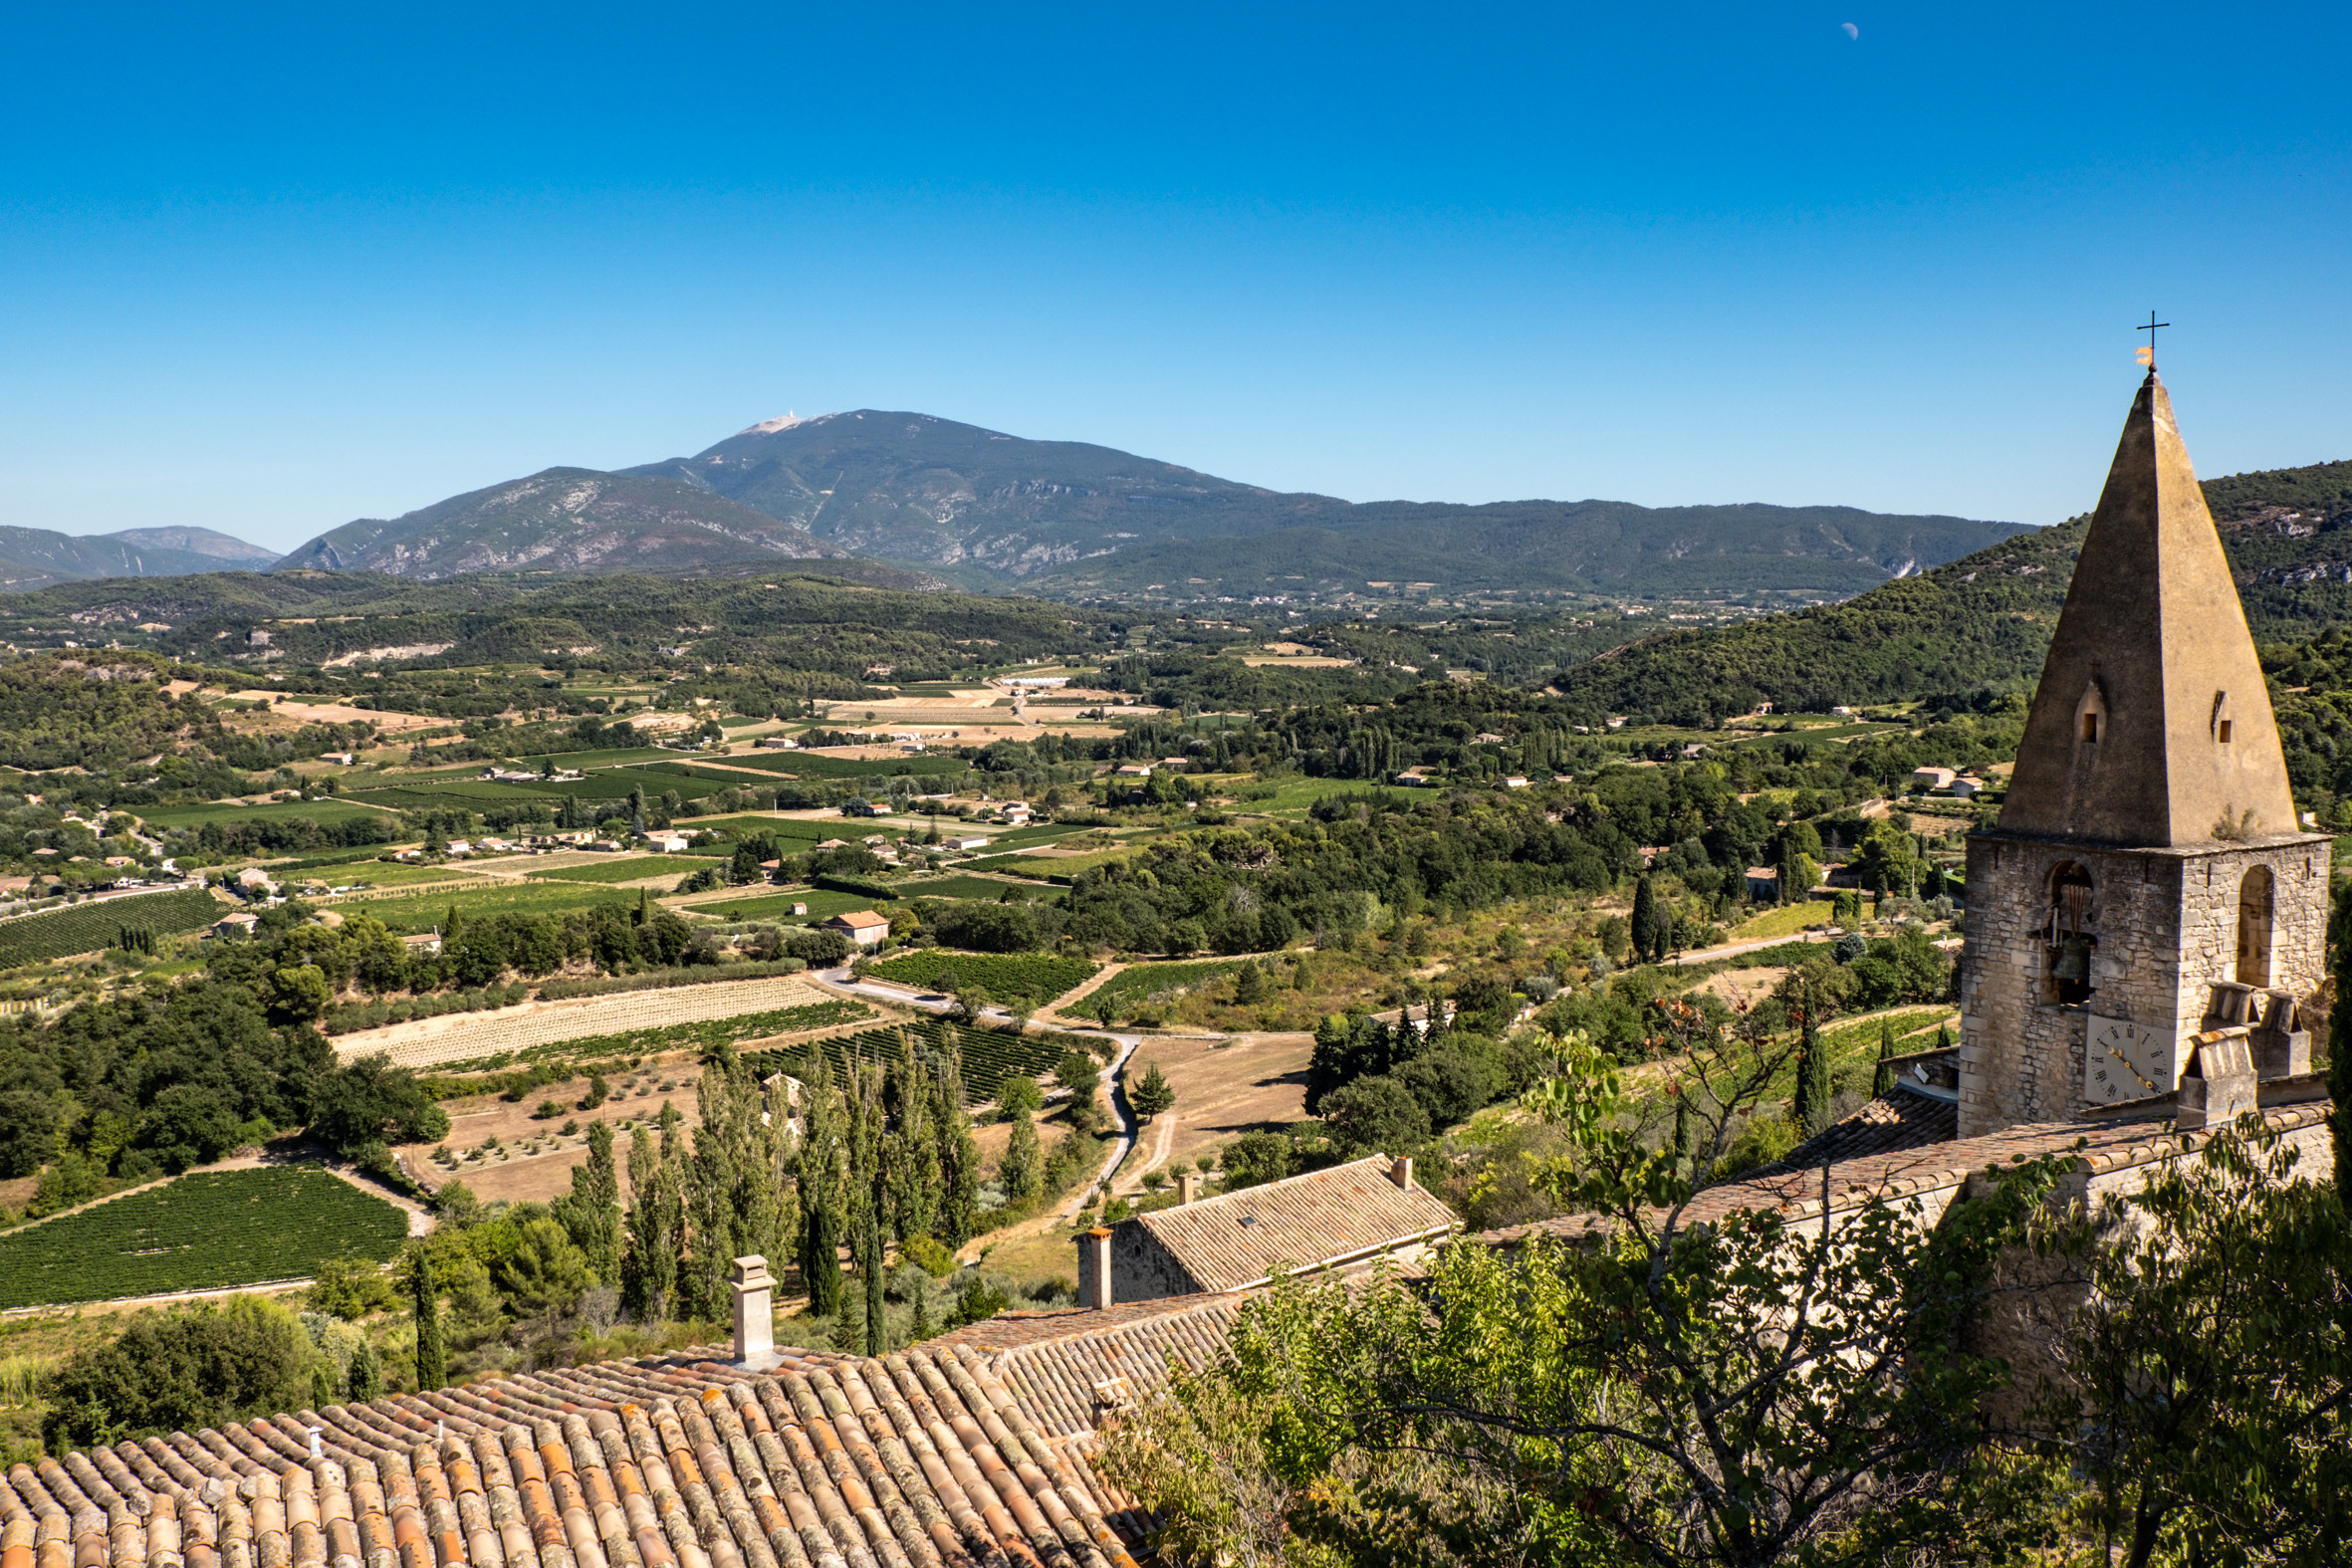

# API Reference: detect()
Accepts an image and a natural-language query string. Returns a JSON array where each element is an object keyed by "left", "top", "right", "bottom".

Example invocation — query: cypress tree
[
  {"left": 410, "top": 1250, "right": 444, "bottom": 1392},
  {"left": 1873, "top": 1021, "right": 1898, "bottom": 1098},
  {"left": 1627, "top": 879, "right": 1665, "bottom": 964},
  {"left": 1671, "top": 1088, "right": 1692, "bottom": 1178},
  {"left": 799, "top": 1053, "right": 847, "bottom": 1318},
  {"left": 634, "top": 887, "right": 651, "bottom": 927},
  {"left": 1792, "top": 1000, "right": 1833, "bottom": 1139},
  {"left": 346, "top": 1341, "right": 381, "bottom": 1403}
]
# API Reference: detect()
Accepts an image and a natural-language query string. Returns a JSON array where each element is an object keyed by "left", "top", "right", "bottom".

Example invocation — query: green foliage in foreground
[
  {"left": 0, "top": 1167, "right": 406, "bottom": 1309},
  {"left": 41, "top": 1293, "right": 332, "bottom": 1452},
  {"left": 0, "top": 887, "right": 221, "bottom": 971},
  {"left": 1107, "top": 1002, "right": 2352, "bottom": 1568}
]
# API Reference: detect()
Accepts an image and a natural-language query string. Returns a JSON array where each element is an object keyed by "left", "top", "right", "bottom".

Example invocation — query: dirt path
[{"left": 1035, "top": 962, "right": 1127, "bottom": 1026}]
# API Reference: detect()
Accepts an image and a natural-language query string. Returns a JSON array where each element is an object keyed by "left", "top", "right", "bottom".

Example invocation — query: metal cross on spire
[{"left": 2136, "top": 311, "right": 2170, "bottom": 369}]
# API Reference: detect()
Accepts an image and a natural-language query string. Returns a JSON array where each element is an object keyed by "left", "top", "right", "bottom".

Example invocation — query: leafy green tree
[
  {"left": 0, "top": 1089, "right": 62, "bottom": 1179},
  {"left": 1107, "top": 1016, "right": 2078, "bottom": 1567},
  {"left": 493, "top": 1216, "right": 591, "bottom": 1320},
  {"left": 1789, "top": 992, "right": 1832, "bottom": 1139},
  {"left": 307, "top": 1053, "right": 449, "bottom": 1160},
  {"left": 554, "top": 1121, "right": 620, "bottom": 1282},
  {"left": 620, "top": 1123, "right": 680, "bottom": 1322},
  {"left": 269, "top": 963, "right": 332, "bottom": 1024},
  {"left": 996, "top": 1073, "right": 1044, "bottom": 1123},
  {"left": 1000, "top": 1108, "right": 1043, "bottom": 1204},
  {"left": 2332, "top": 879, "right": 2352, "bottom": 1209},
  {"left": 306, "top": 1253, "right": 394, "bottom": 1320},
  {"left": 1320, "top": 1074, "right": 1429, "bottom": 1156},
  {"left": 932, "top": 1047, "right": 981, "bottom": 1247},
  {"left": 2038, "top": 1124, "right": 2352, "bottom": 1567},
  {"left": 1131, "top": 1060, "right": 1177, "bottom": 1124},
  {"left": 42, "top": 1295, "right": 327, "bottom": 1451}
]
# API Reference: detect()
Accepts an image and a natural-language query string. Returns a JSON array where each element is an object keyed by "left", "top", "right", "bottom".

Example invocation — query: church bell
[{"left": 2049, "top": 935, "right": 2091, "bottom": 984}]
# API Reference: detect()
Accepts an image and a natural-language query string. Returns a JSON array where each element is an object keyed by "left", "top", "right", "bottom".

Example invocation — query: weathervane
[{"left": 2136, "top": 311, "right": 2169, "bottom": 369}]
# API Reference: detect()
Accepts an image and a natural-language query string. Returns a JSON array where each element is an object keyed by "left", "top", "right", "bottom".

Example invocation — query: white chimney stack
[
  {"left": 1178, "top": 1171, "right": 1203, "bottom": 1205},
  {"left": 1076, "top": 1227, "right": 1114, "bottom": 1309},
  {"left": 732, "top": 1255, "right": 777, "bottom": 1366},
  {"left": 1389, "top": 1154, "right": 1414, "bottom": 1190}
]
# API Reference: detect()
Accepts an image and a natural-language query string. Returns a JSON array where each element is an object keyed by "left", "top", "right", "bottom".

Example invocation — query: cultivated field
[
  {"left": 331, "top": 975, "right": 854, "bottom": 1068},
  {"left": 0, "top": 1167, "right": 407, "bottom": 1309},
  {"left": 0, "top": 887, "right": 223, "bottom": 970}
]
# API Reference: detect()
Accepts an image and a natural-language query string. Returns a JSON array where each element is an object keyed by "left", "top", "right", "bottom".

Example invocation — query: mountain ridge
[
  {"left": 0, "top": 524, "right": 276, "bottom": 592},
  {"left": 271, "top": 407, "right": 2026, "bottom": 597},
  {"left": 272, "top": 467, "right": 857, "bottom": 580}
]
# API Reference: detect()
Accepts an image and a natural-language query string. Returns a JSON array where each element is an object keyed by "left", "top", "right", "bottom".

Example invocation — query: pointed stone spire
[{"left": 1999, "top": 371, "right": 2297, "bottom": 846}]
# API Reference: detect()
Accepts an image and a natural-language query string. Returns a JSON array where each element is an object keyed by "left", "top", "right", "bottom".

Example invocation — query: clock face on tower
[{"left": 2085, "top": 1014, "right": 2172, "bottom": 1106}]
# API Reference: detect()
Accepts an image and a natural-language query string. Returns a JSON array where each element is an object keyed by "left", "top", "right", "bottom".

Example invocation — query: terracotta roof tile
[
  {"left": 1476, "top": 1100, "right": 2335, "bottom": 1248},
  {"left": 3, "top": 1349, "right": 1143, "bottom": 1568},
  {"left": 928, "top": 1295, "right": 1248, "bottom": 1444},
  {"left": 1124, "top": 1156, "right": 1458, "bottom": 1293}
]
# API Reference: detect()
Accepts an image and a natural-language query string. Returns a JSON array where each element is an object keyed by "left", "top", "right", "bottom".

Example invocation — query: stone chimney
[
  {"left": 732, "top": 1255, "right": 777, "bottom": 1367},
  {"left": 1178, "top": 1171, "right": 1203, "bottom": 1205},
  {"left": 1389, "top": 1154, "right": 1414, "bottom": 1190},
  {"left": 1076, "top": 1227, "right": 1114, "bottom": 1310}
]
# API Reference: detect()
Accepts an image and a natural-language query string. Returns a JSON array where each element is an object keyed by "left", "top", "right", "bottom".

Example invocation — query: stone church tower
[{"left": 1957, "top": 370, "right": 2329, "bottom": 1139}]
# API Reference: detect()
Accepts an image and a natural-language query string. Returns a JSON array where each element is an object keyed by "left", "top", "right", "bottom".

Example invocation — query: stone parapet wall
[{"left": 1958, "top": 830, "right": 2328, "bottom": 1139}]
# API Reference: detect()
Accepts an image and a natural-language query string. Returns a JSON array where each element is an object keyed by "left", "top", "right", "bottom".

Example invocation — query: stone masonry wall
[
  {"left": 1109, "top": 1223, "right": 1206, "bottom": 1304},
  {"left": 1959, "top": 830, "right": 2328, "bottom": 1138}
]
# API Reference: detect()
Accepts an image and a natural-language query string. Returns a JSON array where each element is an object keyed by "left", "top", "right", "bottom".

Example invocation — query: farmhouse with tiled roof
[{"left": 1074, "top": 1155, "right": 1458, "bottom": 1308}]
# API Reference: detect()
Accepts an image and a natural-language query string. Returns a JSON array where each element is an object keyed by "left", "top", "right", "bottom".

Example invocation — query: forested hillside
[{"left": 1548, "top": 455, "right": 2352, "bottom": 723}]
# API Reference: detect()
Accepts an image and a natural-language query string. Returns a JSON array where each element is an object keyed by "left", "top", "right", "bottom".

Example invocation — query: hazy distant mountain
[
  {"left": 1021, "top": 499, "right": 2027, "bottom": 601},
  {"left": 265, "top": 408, "right": 2028, "bottom": 597},
  {"left": 0, "top": 525, "right": 276, "bottom": 592},
  {"left": 620, "top": 410, "right": 1331, "bottom": 575},
  {"left": 274, "top": 468, "right": 851, "bottom": 580},
  {"left": 623, "top": 411, "right": 2027, "bottom": 595}
]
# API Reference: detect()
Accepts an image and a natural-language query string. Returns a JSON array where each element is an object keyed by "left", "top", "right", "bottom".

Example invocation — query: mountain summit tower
[{"left": 1956, "top": 371, "right": 2328, "bottom": 1137}]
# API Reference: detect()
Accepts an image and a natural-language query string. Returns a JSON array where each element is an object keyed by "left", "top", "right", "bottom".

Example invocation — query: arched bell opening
[
  {"left": 2235, "top": 865, "right": 2275, "bottom": 989},
  {"left": 2043, "top": 860, "right": 2097, "bottom": 1007}
]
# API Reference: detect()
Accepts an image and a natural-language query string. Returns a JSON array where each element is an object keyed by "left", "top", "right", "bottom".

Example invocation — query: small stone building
[
  {"left": 1959, "top": 370, "right": 2329, "bottom": 1138},
  {"left": 823, "top": 909, "right": 891, "bottom": 949},
  {"left": 1076, "top": 1154, "right": 1459, "bottom": 1307}
]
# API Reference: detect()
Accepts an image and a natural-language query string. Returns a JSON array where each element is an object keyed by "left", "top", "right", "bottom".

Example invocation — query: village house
[
  {"left": 1744, "top": 865, "right": 1780, "bottom": 900},
  {"left": 823, "top": 909, "right": 891, "bottom": 949},
  {"left": 1911, "top": 766, "right": 1959, "bottom": 791},
  {"left": 1075, "top": 1155, "right": 1459, "bottom": 1307}
]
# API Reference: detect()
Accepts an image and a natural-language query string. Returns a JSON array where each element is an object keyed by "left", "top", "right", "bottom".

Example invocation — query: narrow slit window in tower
[{"left": 2235, "top": 865, "right": 2274, "bottom": 988}]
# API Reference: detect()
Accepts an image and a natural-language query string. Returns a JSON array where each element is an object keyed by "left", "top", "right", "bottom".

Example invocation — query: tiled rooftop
[
  {"left": 1129, "top": 1156, "right": 1459, "bottom": 1293},
  {"left": 1476, "top": 1101, "right": 2334, "bottom": 1247},
  {"left": 1771, "top": 1086, "right": 1959, "bottom": 1171},
  {"left": 932, "top": 1296, "right": 1247, "bottom": 1443},
  {"left": 0, "top": 1343, "right": 1145, "bottom": 1568}
]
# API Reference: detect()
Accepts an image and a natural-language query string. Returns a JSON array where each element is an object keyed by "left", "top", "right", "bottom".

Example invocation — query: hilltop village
[{"left": 0, "top": 374, "right": 2343, "bottom": 1563}]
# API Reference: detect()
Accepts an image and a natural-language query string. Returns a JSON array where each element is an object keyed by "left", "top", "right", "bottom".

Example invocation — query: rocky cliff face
[{"left": 275, "top": 469, "right": 845, "bottom": 579}]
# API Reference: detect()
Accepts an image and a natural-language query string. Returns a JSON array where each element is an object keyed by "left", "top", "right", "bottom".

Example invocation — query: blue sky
[{"left": 3, "top": 2, "right": 2348, "bottom": 552}]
